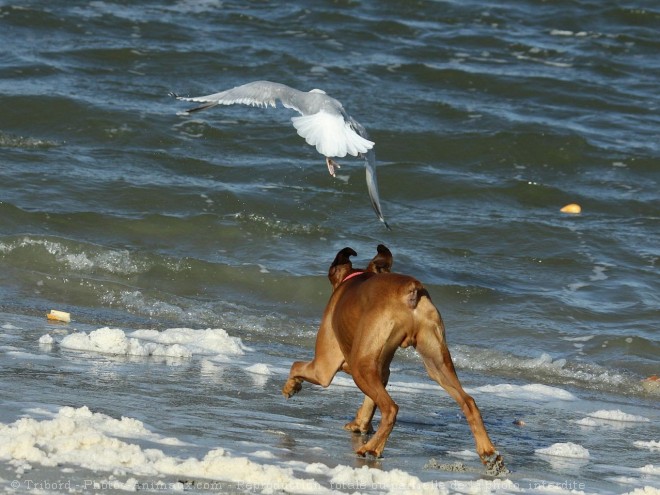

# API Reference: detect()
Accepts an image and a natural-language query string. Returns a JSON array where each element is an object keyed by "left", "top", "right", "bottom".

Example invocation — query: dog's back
[{"left": 331, "top": 272, "right": 444, "bottom": 353}]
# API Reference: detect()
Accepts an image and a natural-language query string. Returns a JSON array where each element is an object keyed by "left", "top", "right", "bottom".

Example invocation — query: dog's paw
[
  {"left": 356, "top": 447, "right": 383, "bottom": 459},
  {"left": 344, "top": 420, "right": 374, "bottom": 435},
  {"left": 483, "top": 452, "right": 508, "bottom": 476},
  {"left": 281, "top": 378, "right": 302, "bottom": 398},
  {"left": 356, "top": 441, "right": 384, "bottom": 459}
]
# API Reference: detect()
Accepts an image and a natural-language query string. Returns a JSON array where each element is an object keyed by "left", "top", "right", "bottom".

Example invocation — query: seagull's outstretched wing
[
  {"left": 173, "top": 81, "right": 309, "bottom": 115},
  {"left": 347, "top": 116, "right": 390, "bottom": 230}
]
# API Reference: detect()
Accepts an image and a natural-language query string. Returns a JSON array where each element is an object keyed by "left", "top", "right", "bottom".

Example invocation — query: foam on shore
[
  {"left": 55, "top": 327, "right": 249, "bottom": 361},
  {"left": 0, "top": 406, "right": 332, "bottom": 493},
  {"left": 586, "top": 410, "right": 650, "bottom": 423},
  {"left": 535, "top": 442, "right": 590, "bottom": 459}
]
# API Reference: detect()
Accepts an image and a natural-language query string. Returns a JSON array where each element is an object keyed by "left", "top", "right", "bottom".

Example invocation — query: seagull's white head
[{"left": 309, "top": 89, "right": 326, "bottom": 94}]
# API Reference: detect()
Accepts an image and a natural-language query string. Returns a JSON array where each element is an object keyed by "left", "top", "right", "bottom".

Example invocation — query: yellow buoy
[{"left": 560, "top": 203, "right": 582, "bottom": 214}]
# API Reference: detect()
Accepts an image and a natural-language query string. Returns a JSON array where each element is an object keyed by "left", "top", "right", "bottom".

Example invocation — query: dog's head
[
  {"left": 366, "top": 244, "right": 393, "bottom": 274},
  {"left": 328, "top": 247, "right": 357, "bottom": 289}
]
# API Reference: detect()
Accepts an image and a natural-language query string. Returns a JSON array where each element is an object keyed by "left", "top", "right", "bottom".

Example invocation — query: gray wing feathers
[{"left": 176, "top": 81, "right": 308, "bottom": 115}]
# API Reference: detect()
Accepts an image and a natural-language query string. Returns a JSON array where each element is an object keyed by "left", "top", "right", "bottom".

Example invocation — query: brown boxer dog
[{"left": 282, "top": 245, "right": 505, "bottom": 474}]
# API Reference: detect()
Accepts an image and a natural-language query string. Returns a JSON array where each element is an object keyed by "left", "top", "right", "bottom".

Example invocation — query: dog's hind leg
[{"left": 414, "top": 310, "right": 506, "bottom": 473}]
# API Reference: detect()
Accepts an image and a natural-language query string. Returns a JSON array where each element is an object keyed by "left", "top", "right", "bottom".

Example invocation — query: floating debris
[
  {"left": 560, "top": 203, "right": 582, "bottom": 214},
  {"left": 47, "top": 310, "right": 71, "bottom": 323}
]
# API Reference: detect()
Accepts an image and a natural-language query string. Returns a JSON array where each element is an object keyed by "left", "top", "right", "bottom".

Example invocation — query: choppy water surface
[{"left": 0, "top": 1, "right": 658, "bottom": 494}]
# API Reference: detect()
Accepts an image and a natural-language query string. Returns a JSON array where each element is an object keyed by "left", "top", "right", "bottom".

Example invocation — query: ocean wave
[
  {"left": 451, "top": 346, "right": 644, "bottom": 396},
  {"left": 585, "top": 410, "right": 650, "bottom": 423},
  {"left": 0, "top": 132, "right": 58, "bottom": 149},
  {"left": 0, "top": 235, "right": 154, "bottom": 276}
]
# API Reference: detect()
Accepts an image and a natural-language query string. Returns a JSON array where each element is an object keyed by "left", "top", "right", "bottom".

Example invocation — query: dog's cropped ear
[
  {"left": 328, "top": 247, "right": 357, "bottom": 288},
  {"left": 366, "top": 244, "right": 393, "bottom": 274}
]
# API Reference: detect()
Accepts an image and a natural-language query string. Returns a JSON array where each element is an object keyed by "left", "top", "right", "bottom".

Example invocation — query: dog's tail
[{"left": 403, "top": 279, "right": 428, "bottom": 309}]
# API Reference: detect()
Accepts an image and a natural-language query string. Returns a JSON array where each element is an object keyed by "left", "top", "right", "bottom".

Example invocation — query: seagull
[{"left": 172, "top": 80, "right": 389, "bottom": 229}]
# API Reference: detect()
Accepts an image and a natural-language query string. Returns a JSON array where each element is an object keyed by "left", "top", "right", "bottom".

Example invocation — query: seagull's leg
[{"left": 326, "top": 157, "right": 340, "bottom": 177}]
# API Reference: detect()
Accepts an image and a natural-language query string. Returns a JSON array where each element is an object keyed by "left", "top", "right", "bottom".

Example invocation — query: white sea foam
[
  {"left": 129, "top": 327, "right": 250, "bottom": 357},
  {"left": 0, "top": 406, "right": 330, "bottom": 492},
  {"left": 311, "top": 463, "right": 449, "bottom": 495},
  {"left": 574, "top": 417, "right": 600, "bottom": 427},
  {"left": 535, "top": 442, "right": 590, "bottom": 459},
  {"left": 251, "top": 450, "right": 277, "bottom": 459},
  {"left": 638, "top": 465, "right": 660, "bottom": 475},
  {"left": 0, "top": 406, "right": 458, "bottom": 494},
  {"left": 336, "top": 371, "right": 578, "bottom": 404},
  {"left": 470, "top": 383, "right": 577, "bottom": 401},
  {"left": 550, "top": 29, "right": 575, "bottom": 36},
  {"left": 587, "top": 410, "right": 650, "bottom": 423},
  {"left": 245, "top": 363, "right": 273, "bottom": 387},
  {"left": 634, "top": 440, "right": 660, "bottom": 452},
  {"left": 57, "top": 327, "right": 249, "bottom": 361},
  {"left": 245, "top": 363, "right": 273, "bottom": 376},
  {"left": 622, "top": 487, "right": 660, "bottom": 495},
  {"left": 447, "top": 449, "right": 479, "bottom": 459},
  {"left": 0, "top": 237, "right": 147, "bottom": 275},
  {"left": 560, "top": 335, "right": 595, "bottom": 342},
  {"left": 453, "top": 347, "right": 629, "bottom": 390},
  {"left": 60, "top": 327, "right": 192, "bottom": 358}
]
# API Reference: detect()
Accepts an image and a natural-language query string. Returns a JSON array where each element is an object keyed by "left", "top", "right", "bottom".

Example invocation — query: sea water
[{"left": 0, "top": 1, "right": 658, "bottom": 494}]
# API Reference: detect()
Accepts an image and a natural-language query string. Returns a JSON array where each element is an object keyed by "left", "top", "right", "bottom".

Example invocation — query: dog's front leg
[
  {"left": 344, "top": 363, "right": 391, "bottom": 435},
  {"left": 350, "top": 353, "right": 398, "bottom": 458},
  {"left": 282, "top": 319, "right": 345, "bottom": 398},
  {"left": 344, "top": 395, "right": 376, "bottom": 434}
]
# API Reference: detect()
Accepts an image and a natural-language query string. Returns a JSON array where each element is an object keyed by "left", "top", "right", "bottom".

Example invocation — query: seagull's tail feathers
[{"left": 291, "top": 112, "right": 374, "bottom": 158}]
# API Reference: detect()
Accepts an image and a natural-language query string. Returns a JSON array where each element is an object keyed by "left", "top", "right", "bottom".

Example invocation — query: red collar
[{"left": 342, "top": 271, "right": 365, "bottom": 283}]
